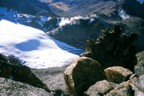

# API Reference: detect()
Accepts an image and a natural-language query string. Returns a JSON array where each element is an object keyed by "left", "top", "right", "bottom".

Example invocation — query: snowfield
[{"left": 0, "top": 20, "right": 82, "bottom": 69}]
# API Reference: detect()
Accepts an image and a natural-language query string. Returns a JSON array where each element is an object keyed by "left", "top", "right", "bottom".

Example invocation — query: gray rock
[
  {"left": 106, "top": 81, "right": 134, "bottom": 96},
  {"left": 135, "top": 91, "right": 144, "bottom": 96},
  {"left": 104, "top": 66, "right": 133, "bottom": 83},
  {"left": 85, "top": 80, "right": 117, "bottom": 96},
  {"left": 128, "top": 74, "right": 144, "bottom": 96},
  {"left": 0, "top": 77, "right": 53, "bottom": 96},
  {"left": 64, "top": 57, "right": 104, "bottom": 96},
  {"left": 135, "top": 51, "right": 144, "bottom": 76},
  {"left": 139, "top": 75, "right": 144, "bottom": 91}
]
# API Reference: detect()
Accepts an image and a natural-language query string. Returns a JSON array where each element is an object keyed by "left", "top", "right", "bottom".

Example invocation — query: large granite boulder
[
  {"left": 64, "top": 57, "right": 104, "bottom": 96},
  {"left": 0, "top": 54, "right": 50, "bottom": 92},
  {"left": 81, "top": 25, "right": 137, "bottom": 71},
  {"left": 0, "top": 77, "right": 52, "bottom": 96},
  {"left": 104, "top": 66, "right": 133, "bottom": 83},
  {"left": 85, "top": 80, "right": 117, "bottom": 96}
]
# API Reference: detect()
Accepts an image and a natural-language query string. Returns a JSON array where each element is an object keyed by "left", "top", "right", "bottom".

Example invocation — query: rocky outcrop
[
  {"left": 63, "top": 25, "right": 144, "bottom": 96},
  {"left": 81, "top": 25, "right": 137, "bottom": 71},
  {"left": 64, "top": 57, "right": 104, "bottom": 96},
  {"left": 104, "top": 66, "right": 133, "bottom": 83},
  {"left": 0, "top": 77, "right": 52, "bottom": 96},
  {"left": 0, "top": 54, "right": 50, "bottom": 92}
]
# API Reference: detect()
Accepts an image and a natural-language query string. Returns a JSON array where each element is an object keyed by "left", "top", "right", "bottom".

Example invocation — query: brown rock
[
  {"left": 64, "top": 57, "right": 104, "bottom": 96},
  {"left": 104, "top": 66, "right": 133, "bottom": 83},
  {"left": 85, "top": 80, "right": 117, "bottom": 96}
]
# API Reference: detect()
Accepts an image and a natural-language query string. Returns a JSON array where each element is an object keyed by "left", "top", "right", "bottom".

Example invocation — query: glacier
[{"left": 0, "top": 19, "right": 82, "bottom": 69}]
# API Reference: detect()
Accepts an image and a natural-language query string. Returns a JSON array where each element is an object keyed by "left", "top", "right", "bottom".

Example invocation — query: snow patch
[
  {"left": 119, "top": 10, "right": 129, "bottom": 19},
  {"left": 57, "top": 16, "right": 93, "bottom": 27},
  {"left": 57, "top": 16, "right": 82, "bottom": 27},
  {"left": 0, "top": 20, "right": 82, "bottom": 69}
]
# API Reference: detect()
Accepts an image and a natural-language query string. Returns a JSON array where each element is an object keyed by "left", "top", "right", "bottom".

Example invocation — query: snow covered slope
[{"left": 0, "top": 19, "right": 82, "bottom": 69}]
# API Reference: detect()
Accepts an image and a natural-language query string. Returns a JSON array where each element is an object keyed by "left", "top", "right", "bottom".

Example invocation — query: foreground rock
[
  {"left": 64, "top": 57, "right": 104, "bottom": 96},
  {"left": 0, "top": 77, "right": 52, "bottom": 96},
  {"left": 0, "top": 54, "right": 50, "bottom": 92},
  {"left": 106, "top": 81, "right": 134, "bottom": 96},
  {"left": 85, "top": 80, "right": 117, "bottom": 96},
  {"left": 104, "top": 66, "right": 133, "bottom": 83},
  {"left": 85, "top": 80, "right": 134, "bottom": 96}
]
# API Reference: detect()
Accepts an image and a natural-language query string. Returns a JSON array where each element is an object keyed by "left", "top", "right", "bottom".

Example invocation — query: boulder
[
  {"left": 106, "top": 81, "right": 134, "bottom": 96},
  {"left": 0, "top": 77, "right": 52, "bottom": 96},
  {"left": 0, "top": 54, "right": 50, "bottom": 92},
  {"left": 64, "top": 57, "right": 104, "bottom": 96},
  {"left": 135, "top": 51, "right": 144, "bottom": 76},
  {"left": 104, "top": 66, "right": 133, "bottom": 83},
  {"left": 85, "top": 80, "right": 117, "bottom": 96}
]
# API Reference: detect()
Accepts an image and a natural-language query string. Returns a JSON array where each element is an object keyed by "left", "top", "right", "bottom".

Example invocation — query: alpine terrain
[{"left": 0, "top": 0, "right": 144, "bottom": 96}]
